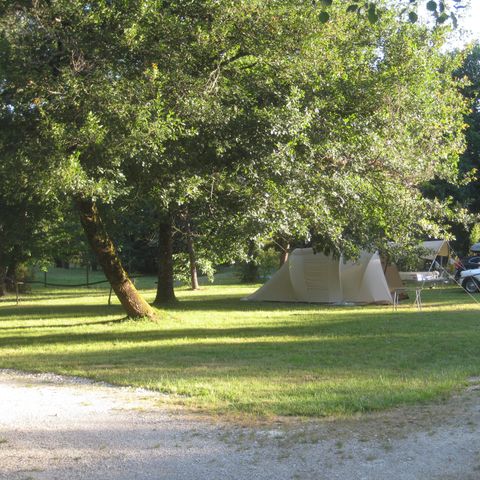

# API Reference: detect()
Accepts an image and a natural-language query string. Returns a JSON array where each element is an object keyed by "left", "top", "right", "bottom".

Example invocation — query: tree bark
[
  {"left": 75, "top": 197, "right": 156, "bottom": 320},
  {"left": 279, "top": 242, "right": 290, "bottom": 267},
  {"left": 154, "top": 212, "right": 177, "bottom": 304},
  {"left": 0, "top": 263, "right": 6, "bottom": 297},
  {"left": 6, "top": 262, "right": 17, "bottom": 292},
  {"left": 185, "top": 216, "right": 199, "bottom": 290}
]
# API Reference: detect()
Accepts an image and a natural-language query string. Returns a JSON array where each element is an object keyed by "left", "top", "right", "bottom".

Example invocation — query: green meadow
[{"left": 1, "top": 268, "right": 479, "bottom": 419}]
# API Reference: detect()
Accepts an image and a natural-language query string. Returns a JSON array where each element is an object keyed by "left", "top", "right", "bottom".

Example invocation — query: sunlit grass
[{"left": 1, "top": 270, "right": 480, "bottom": 418}]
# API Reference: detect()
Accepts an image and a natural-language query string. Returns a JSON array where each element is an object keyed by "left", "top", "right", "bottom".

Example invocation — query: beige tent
[{"left": 246, "top": 248, "right": 400, "bottom": 305}]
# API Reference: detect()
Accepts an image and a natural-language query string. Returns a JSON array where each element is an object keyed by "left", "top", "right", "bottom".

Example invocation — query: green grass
[{"left": 1, "top": 268, "right": 480, "bottom": 419}]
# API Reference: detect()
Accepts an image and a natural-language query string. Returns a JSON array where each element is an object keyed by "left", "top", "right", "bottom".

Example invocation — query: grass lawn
[{"left": 1, "top": 267, "right": 480, "bottom": 419}]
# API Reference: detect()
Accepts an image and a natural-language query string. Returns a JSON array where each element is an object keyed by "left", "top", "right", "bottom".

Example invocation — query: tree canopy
[
  {"left": 0, "top": 0, "right": 469, "bottom": 315},
  {"left": 317, "top": 0, "right": 466, "bottom": 26}
]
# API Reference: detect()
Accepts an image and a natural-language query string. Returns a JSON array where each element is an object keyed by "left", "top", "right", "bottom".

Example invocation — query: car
[
  {"left": 459, "top": 267, "right": 480, "bottom": 293},
  {"left": 461, "top": 256, "right": 480, "bottom": 270},
  {"left": 454, "top": 256, "right": 480, "bottom": 281}
]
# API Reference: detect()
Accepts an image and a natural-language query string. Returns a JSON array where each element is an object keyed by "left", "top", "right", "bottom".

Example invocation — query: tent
[{"left": 245, "top": 248, "right": 399, "bottom": 305}]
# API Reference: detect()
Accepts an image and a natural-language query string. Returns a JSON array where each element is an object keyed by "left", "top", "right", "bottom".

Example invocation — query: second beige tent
[{"left": 246, "top": 248, "right": 398, "bottom": 304}]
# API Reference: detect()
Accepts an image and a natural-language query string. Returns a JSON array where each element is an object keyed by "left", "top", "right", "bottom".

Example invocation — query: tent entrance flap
[{"left": 289, "top": 249, "right": 342, "bottom": 303}]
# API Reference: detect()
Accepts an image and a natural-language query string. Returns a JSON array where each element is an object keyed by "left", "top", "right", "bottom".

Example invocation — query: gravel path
[{"left": 1, "top": 369, "right": 480, "bottom": 480}]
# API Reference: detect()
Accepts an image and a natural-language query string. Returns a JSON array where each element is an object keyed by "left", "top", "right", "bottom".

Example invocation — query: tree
[
  {"left": 0, "top": 0, "right": 466, "bottom": 312},
  {"left": 130, "top": 0, "right": 466, "bottom": 285},
  {"left": 456, "top": 44, "right": 480, "bottom": 214},
  {"left": 0, "top": 78, "right": 67, "bottom": 294},
  {"left": 423, "top": 43, "right": 480, "bottom": 254},
  {"left": 205, "top": 3, "right": 467, "bottom": 258},
  {"left": 0, "top": 1, "right": 159, "bottom": 317}
]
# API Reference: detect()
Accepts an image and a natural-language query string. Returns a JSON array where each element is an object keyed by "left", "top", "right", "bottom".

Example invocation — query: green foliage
[
  {"left": 173, "top": 253, "right": 215, "bottom": 285},
  {"left": 241, "top": 6, "right": 466, "bottom": 257},
  {"left": 469, "top": 223, "right": 480, "bottom": 246},
  {"left": 318, "top": 11, "right": 330, "bottom": 23},
  {"left": 321, "top": 0, "right": 463, "bottom": 26},
  {"left": 424, "top": 43, "right": 480, "bottom": 254},
  {"left": 237, "top": 246, "right": 281, "bottom": 282},
  {"left": 256, "top": 248, "right": 280, "bottom": 280},
  {"left": 0, "top": 0, "right": 468, "bottom": 279}
]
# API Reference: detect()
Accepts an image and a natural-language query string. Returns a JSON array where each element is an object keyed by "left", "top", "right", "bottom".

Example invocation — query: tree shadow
[
  {"left": 158, "top": 296, "right": 362, "bottom": 313},
  {"left": 1, "top": 286, "right": 479, "bottom": 416},
  {"left": 3, "top": 322, "right": 480, "bottom": 390},
  {"left": 0, "top": 317, "right": 129, "bottom": 331},
  {"left": 1, "top": 307, "right": 479, "bottom": 348},
  {"left": 0, "top": 303, "right": 124, "bottom": 321}
]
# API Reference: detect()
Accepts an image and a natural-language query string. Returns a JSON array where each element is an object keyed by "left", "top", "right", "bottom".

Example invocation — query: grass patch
[{"left": 1, "top": 272, "right": 480, "bottom": 418}]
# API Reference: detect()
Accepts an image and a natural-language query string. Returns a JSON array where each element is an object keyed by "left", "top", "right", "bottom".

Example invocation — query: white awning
[{"left": 421, "top": 240, "right": 450, "bottom": 260}]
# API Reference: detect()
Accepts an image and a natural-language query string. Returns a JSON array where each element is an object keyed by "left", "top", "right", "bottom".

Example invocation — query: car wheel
[{"left": 462, "top": 277, "right": 480, "bottom": 294}]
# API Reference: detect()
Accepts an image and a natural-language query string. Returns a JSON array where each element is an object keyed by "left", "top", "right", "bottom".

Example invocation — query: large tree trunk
[
  {"left": 185, "top": 215, "right": 199, "bottom": 290},
  {"left": 75, "top": 197, "right": 156, "bottom": 320},
  {"left": 154, "top": 212, "right": 177, "bottom": 304},
  {"left": 0, "top": 262, "right": 6, "bottom": 297},
  {"left": 5, "top": 262, "right": 17, "bottom": 292}
]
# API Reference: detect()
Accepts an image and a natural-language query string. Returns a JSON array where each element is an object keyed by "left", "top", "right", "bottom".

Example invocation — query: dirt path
[{"left": 1, "top": 370, "right": 479, "bottom": 480}]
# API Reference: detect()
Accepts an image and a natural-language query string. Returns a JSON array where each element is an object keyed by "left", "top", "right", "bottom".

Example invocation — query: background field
[{"left": 1, "top": 268, "right": 479, "bottom": 419}]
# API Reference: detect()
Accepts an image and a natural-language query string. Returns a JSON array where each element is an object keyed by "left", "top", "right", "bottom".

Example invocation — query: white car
[{"left": 460, "top": 268, "right": 480, "bottom": 293}]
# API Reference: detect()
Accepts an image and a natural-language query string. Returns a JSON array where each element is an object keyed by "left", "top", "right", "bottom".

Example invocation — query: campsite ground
[
  {"left": 0, "top": 268, "right": 480, "bottom": 418},
  {"left": 2, "top": 269, "right": 480, "bottom": 478},
  {"left": 1, "top": 369, "right": 480, "bottom": 479}
]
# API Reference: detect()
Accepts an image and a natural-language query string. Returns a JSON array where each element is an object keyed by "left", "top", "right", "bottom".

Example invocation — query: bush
[
  {"left": 257, "top": 248, "right": 279, "bottom": 279},
  {"left": 238, "top": 247, "right": 279, "bottom": 283},
  {"left": 470, "top": 223, "right": 480, "bottom": 247},
  {"left": 173, "top": 253, "right": 215, "bottom": 286},
  {"left": 6, "top": 263, "right": 33, "bottom": 293}
]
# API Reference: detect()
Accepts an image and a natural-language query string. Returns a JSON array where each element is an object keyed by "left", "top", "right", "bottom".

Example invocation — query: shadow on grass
[
  {"left": 0, "top": 290, "right": 110, "bottom": 304},
  {"left": 0, "top": 294, "right": 371, "bottom": 323},
  {"left": 0, "top": 317, "right": 130, "bottom": 331},
  {"left": 0, "top": 303, "right": 124, "bottom": 321},
  {"left": 2, "top": 324, "right": 479, "bottom": 388},
  {"left": 158, "top": 296, "right": 361, "bottom": 312},
  {"left": 1, "top": 285, "right": 479, "bottom": 416},
  {"left": 159, "top": 286, "right": 474, "bottom": 311},
  {"left": 26, "top": 292, "right": 109, "bottom": 302},
  {"left": 1, "top": 306, "right": 480, "bottom": 348}
]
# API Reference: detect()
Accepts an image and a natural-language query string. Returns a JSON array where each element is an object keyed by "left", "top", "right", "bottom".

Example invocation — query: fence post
[
  {"left": 108, "top": 286, "right": 113, "bottom": 305},
  {"left": 86, "top": 263, "right": 90, "bottom": 288}
]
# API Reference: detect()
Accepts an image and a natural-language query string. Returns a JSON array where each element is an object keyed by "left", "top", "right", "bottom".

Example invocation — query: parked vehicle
[
  {"left": 458, "top": 266, "right": 480, "bottom": 293},
  {"left": 454, "top": 256, "right": 480, "bottom": 282}
]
